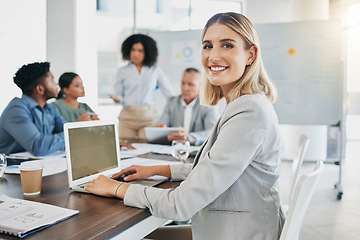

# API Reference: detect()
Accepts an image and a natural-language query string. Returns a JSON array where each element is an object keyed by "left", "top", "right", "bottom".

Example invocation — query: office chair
[
  {"left": 279, "top": 160, "right": 324, "bottom": 240},
  {"left": 283, "top": 134, "right": 310, "bottom": 214}
]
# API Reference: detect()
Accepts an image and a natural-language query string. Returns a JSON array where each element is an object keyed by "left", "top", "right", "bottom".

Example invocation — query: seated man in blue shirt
[
  {"left": 0, "top": 62, "right": 66, "bottom": 156},
  {"left": 155, "top": 68, "right": 218, "bottom": 146}
]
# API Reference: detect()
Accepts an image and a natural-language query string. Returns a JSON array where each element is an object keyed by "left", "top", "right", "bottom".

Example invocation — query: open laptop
[
  {"left": 144, "top": 127, "right": 181, "bottom": 145},
  {"left": 64, "top": 120, "right": 167, "bottom": 193}
]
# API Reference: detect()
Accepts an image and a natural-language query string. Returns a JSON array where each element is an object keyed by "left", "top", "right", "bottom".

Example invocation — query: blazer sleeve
[
  {"left": 169, "top": 164, "right": 193, "bottom": 181},
  {"left": 124, "top": 99, "right": 270, "bottom": 221}
]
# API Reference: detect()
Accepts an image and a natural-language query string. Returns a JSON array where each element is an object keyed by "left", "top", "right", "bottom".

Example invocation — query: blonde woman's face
[{"left": 201, "top": 23, "right": 254, "bottom": 96}]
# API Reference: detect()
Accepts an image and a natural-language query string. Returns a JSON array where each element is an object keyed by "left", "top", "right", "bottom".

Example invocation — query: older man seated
[{"left": 155, "top": 68, "right": 218, "bottom": 146}]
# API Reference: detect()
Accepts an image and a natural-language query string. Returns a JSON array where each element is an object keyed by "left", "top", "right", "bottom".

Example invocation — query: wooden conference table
[{"left": 0, "top": 144, "right": 192, "bottom": 240}]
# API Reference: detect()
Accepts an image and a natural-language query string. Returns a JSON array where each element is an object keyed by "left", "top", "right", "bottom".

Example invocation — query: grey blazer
[
  {"left": 125, "top": 94, "right": 285, "bottom": 240},
  {"left": 156, "top": 95, "right": 218, "bottom": 145}
]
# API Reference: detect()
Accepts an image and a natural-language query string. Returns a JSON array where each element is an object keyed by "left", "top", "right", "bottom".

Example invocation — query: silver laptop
[{"left": 64, "top": 120, "right": 166, "bottom": 193}]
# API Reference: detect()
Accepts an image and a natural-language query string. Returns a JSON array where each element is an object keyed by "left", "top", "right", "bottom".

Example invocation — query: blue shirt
[
  {"left": 114, "top": 63, "right": 175, "bottom": 106},
  {"left": 0, "top": 95, "right": 66, "bottom": 156}
]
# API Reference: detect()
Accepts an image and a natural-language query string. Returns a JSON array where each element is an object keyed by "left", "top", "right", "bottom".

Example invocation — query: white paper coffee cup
[{"left": 20, "top": 161, "right": 44, "bottom": 195}]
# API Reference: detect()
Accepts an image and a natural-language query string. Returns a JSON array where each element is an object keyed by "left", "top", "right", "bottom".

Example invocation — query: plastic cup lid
[{"left": 20, "top": 160, "right": 44, "bottom": 171}]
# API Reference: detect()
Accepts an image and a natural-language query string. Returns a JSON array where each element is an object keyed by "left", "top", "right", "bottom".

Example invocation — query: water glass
[
  {"left": 171, "top": 140, "right": 190, "bottom": 163},
  {"left": 0, "top": 153, "right": 7, "bottom": 177}
]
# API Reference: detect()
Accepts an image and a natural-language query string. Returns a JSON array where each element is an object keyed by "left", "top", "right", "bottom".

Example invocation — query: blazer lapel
[{"left": 192, "top": 138, "right": 207, "bottom": 168}]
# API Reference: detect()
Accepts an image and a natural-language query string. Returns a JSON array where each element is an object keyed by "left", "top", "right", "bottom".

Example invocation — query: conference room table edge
[{"left": 0, "top": 153, "right": 186, "bottom": 240}]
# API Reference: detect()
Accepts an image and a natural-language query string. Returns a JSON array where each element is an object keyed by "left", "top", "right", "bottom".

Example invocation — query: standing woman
[
  {"left": 109, "top": 34, "right": 175, "bottom": 139},
  {"left": 86, "top": 12, "right": 284, "bottom": 239},
  {"left": 52, "top": 72, "right": 99, "bottom": 122}
]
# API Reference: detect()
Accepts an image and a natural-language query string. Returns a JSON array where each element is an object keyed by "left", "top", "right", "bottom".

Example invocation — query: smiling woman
[
  {"left": 201, "top": 23, "right": 256, "bottom": 102},
  {"left": 85, "top": 12, "right": 284, "bottom": 240},
  {"left": 200, "top": 14, "right": 277, "bottom": 106}
]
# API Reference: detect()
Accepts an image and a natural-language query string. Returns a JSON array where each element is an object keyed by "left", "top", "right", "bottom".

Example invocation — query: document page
[
  {"left": 5, "top": 157, "right": 67, "bottom": 176},
  {"left": 0, "top": 195, "right": 79, "bottom": 238},
  {"left": 120, "top": 143, "right": 170, "bottom": 157}
]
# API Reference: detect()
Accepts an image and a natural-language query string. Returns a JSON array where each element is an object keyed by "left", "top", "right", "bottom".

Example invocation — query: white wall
[
  {"left": 47, "top": 0, "right": 76, "bottom": 80},
  {"left": 0, "top": 0, "right": 47, "bottom": 113},
  {"left": 47, "top": 0, "right": 98, "bottom": 110},
  {"left": 0, "top": 0, "right": 98, "bottom": 114},
  {"left": 247, "top": 0, "right": 329, "bottom": 24}
]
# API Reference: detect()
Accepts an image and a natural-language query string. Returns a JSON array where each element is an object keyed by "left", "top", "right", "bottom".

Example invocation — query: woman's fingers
[{"left": 112, "top": 165, "right": 138, "bottom": 179}]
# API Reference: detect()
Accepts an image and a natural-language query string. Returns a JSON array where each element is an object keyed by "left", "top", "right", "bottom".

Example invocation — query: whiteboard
[
  {"left": 149, "top": 29, "right": 203, "bottom": 91},
  {"left": 149, "top": 30, "right": 204, "bottom": 114},
  {"left": 150, "top": 20, "right": 342, "bottom": 125},
  {"left": 256, "top": 20, "right": 342, "bottom": 125}
]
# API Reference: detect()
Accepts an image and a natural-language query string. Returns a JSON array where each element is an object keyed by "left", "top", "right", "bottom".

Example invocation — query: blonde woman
[{"left": 86, "top": 12, "right": 284, "bottom": 239}]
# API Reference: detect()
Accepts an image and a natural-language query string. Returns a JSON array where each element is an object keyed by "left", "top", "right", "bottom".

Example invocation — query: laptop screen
[{"left": 68, "top": 124, "right": 118, "bottom": 181}]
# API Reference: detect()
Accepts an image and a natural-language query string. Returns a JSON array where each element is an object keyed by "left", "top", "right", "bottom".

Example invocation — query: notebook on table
[
  {"left": 0, "top": 195, "right": 78, "bottom": 238},
  {"left": 64, "top": 120, "right": 167, "bottom": 193}
]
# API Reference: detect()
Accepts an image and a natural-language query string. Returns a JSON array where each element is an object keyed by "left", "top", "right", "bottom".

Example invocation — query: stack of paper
[{"left": 0, "top": 195, "right": 79, "bottom": 238}]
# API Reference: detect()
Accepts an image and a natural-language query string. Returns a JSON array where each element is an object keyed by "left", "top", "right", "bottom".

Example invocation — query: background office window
[{"left": 97, "top": 0, "right": 244, "bottom": 101}]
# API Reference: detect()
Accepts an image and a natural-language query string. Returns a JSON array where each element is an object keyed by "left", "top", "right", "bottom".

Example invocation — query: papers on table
[
  {"left": 7, "top": 150, "right": 66, "bottom": 160},
  {"left": 5, "top": 151, "right": 67, "bottom": 176},
  {"left": 0, "top": 195, "right": 79, "bottom": 238},
  {"left": 4, "top": 143, "right": 196, "bottom": 176},
  {"left": 120, "top": 143, "right": 171, "bottom": 158},
  {"left": 151, "top": 145, "right": 200, "bottom": 155},
  {"left": 121, "top": 157, "right": 181, "bottom": 169},
  {"left": 120, "top": 143, "right": 200, "bottom": 157},
  {"left": 5, "top": 158, "right": 67, "bottom": 176}
]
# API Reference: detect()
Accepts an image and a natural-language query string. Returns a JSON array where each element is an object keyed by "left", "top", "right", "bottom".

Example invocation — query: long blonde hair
[{"left": 200, "top": 12, "right": 277, "bottom": 105}]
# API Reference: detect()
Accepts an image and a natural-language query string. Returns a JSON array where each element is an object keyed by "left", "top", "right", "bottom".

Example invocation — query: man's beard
[{"left": 43, "top": 88, "right": 57, "bottom": 100}]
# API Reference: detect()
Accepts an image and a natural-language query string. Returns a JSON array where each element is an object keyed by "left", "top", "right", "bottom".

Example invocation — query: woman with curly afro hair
[{"left": 108, "top": 34, "right": 175, "bottom": 140}]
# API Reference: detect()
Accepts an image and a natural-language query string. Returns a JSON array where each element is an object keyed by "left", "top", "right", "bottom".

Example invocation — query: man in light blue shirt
[{"left": 0, "top": 62, "right": 66, "bottom": 156}]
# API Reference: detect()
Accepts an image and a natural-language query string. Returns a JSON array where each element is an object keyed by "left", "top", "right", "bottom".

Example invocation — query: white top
[
  {"left": 182, "top": 98, "right": 197, "bottom": 134},
  {"left": 114, "top": 63, "right": 175, "bottom": 106}
]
